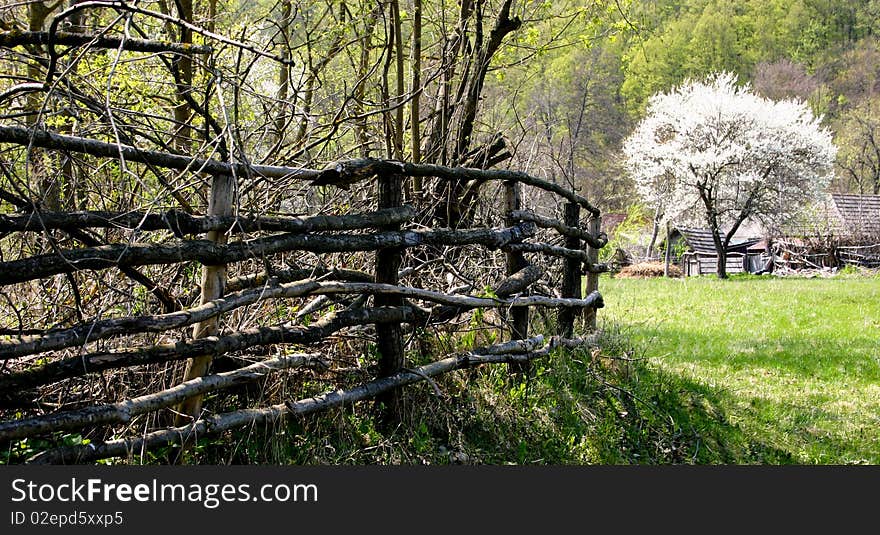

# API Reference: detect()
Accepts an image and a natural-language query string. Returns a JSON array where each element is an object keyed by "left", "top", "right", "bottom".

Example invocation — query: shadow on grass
[
  {"left": 612, "top": 322, "right": 880, "bottom": 464},
  {"left": 183, "top": 344, "right": 797, "bottom": 465}
]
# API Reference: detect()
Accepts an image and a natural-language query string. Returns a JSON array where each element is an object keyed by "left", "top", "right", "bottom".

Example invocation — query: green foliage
[
  {"left": 599, "top": 202, "right": 651, "bottom": 262},
  {"left": 836, "top": 264, "right": 861, "bottom": 276},
  {"left": 2, "top": 434, "right": 91, "bottom": 464},
  {"left": 616, "top": 0, "right": 880, "bottom": 116}
]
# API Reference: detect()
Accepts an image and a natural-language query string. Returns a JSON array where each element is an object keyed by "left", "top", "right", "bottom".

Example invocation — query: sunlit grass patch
[{"left": 600, "top": 274, "right": 880, "bottom": 464}]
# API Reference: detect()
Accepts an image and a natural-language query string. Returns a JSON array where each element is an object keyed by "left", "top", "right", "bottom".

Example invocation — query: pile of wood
[{"left": 615, "top": 261, "right": 683, "bottom": 278}]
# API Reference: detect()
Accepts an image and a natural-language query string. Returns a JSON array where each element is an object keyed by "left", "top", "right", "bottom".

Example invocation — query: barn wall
[{"left": 682, "top": 252, "right": 748, "bottom": 276}]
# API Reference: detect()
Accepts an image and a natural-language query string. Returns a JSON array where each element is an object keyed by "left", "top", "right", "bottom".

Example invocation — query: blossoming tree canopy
[{"left": 622, "top": 72, "right": 838, "bottom": 278}]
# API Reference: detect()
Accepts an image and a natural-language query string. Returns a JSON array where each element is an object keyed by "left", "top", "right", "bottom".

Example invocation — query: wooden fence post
[
  {"left": 584, "top": 215, "right": 601, "bottom": 331},
  {"left": 504, "top": 181, "right": 530, "bottom": 373},
  {"left": 177, "top": 172, "right": 234, "bottom": 424},
  {"left": 375, "top": 173, "right": 405, "bottom": 419},
  {"left": 558, "top": 202, "right": 581, "bottom": 338}
]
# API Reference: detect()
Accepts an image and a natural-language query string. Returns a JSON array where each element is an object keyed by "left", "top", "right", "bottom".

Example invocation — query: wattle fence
[{"left": 0, "top": 132, "right": 608, "bottom": 464}]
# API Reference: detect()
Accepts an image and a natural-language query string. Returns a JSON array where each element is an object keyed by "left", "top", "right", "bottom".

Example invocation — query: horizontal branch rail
[
  {"left": 313, "top": 158, "right": 600, "bottom": 216},
  {"left": 0, "top": 307, "right": 423, "bottom": 391},
  {"left": 318, "top": 282, "right": 603, "bottom": 309},
  {"left": 0, "top": 278, "right": 602, "bottom": 360},
  {"left": 224, "top": 266, "right": 376, "bottom": 293},
  {"left": 26, "top": 336, "right": 599, "bottom": 464},
  {"left": 0, "top": 223, "right": 535, "bottom": 286},
  {"left": 401, "top": 163, "right": 599, "bottom": 216},
  {"left": 0, "top": 206, "right": 416, "bottom": 235},
  {"left": 0, "top": 126, "right": 318, "bottom": 179},
  {"left": 501, "top": 243, "right": 610, "bottom": 273},
  {"left": 0, "top": 127, "right": 600, "bottom": 215},
  {"left": 508, "top": 209, "right": 608, "bottom": 248},
  {"left": 0, "top": 353, "right": 326, "bottom": 442},
  {"left": 502, "top": 241, "right": 589, "bottom": 260},
  {"left": 0, "top": 31, "right": 213, "bottom": 54}
]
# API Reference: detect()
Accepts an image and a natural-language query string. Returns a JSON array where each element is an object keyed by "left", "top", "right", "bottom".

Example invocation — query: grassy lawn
[{"left": 599, "top": 274, "right": 880, "bottom": 464}]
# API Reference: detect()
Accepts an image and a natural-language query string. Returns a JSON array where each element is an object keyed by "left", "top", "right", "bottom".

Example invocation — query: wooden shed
[
  {"left": 772, "top": 194, "right": 880, "bottom": 268},
  {"left": 829, "top": 194, "right": 880, "bottom": 237},
  {"left": 669, "top": 227, "right": 763, "bottom": 276},
  {"left": 827, "top": 194, "right": 880, "bottom": 266}
]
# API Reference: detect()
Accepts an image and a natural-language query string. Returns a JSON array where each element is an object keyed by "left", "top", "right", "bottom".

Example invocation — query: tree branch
[
  {"left": 0, "top": 206, "right": 417, "bottom": 235},
  {"left": 0, "top": 222, "right": 536, "bottom": 286},
  {"left": 0, "top": 30, "right": 213, "bottom": 54},
  {"left": 0, "top": 127, "right": 601, "bottom": 215},
  {"left": 509, "top": 209, "right": 608, "bottom": 248}
]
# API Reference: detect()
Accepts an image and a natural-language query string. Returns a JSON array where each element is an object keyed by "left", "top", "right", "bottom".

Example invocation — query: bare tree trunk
[
  {"left": 207, "top": 0, "right": 217, "bottom": 32},
  {"left": 699, "top": 183, "right": 728, "bottom": 279},
  {"left": 172, "top": 0, "right": 194, "bottom": 150},
  {"left": 716, "top": 248, "right": 728, "bottom": 279},
  {"left": 273, "top": 0, "right": 292, "bottom": 146},
  {"left": 410, "top": 0, "right": 423, "bottom": 193},
  {"left": 711, "top": 227, "right": 728, "bottom": 279},
  {"left": 296, "top": 72, "right": 314, "bottom": 145},
  {"left": 453, "top": 0, "right": 520, "bottom": 162},
  {"left": 26, "top": 2, "right": 54, "bottom": 210},
  {"left": 422, "top": 0, "right": 519, "bottom": 229},
  {"left": 647, "top": 208, "right": 662, "bottom": 259},
  {"left": 380, "top": 2, "right": 395, "bottom": 158},
  {"left": 391, "top": 0, "right": 405, "bottom": 160},
  {"left": 355, "top": 9, "right": 378, "bottom": 157},
  {"left": 57, "top": 2, "right": 87, "bottom": 210}
]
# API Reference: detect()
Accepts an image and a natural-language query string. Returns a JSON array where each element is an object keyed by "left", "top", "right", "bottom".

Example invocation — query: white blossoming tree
[{"left": 623, "top": 72, "right": 837, "bottom": 278}]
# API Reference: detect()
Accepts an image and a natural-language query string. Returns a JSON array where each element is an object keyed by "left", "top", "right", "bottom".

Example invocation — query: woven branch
[
  {"left": 0, "top": 353, "right": 326, "bottom": 442},
  {"left": 0, "top": 206, "right": 416, "bottom": 235},
  {"left": 0, "top": 223, "right": 535, "bottom": 286},
  {"left": 0, "top": 278, "right": 601, "bottom": 360}
]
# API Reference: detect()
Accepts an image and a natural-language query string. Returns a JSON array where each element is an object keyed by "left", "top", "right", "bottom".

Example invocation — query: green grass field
[{"left": 599, "top": 274, "right": 880, "bottom": 464}]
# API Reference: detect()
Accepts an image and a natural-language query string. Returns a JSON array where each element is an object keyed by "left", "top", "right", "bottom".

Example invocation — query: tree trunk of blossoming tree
[
  {"left": 716, "top": 250, "right": 728, "bottom": 279},
  {"left": 713, "top": 235, "right": 729, "bottom": 279}
]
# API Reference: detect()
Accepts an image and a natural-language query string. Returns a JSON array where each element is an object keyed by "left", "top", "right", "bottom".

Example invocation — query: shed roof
[
  {"left": 673, "top": 227, "right": 761, "bottom": 253},
  {"left": 830, "top": 194, "right": 880, "bottom": 237},
  {"left": 780, "top": 194, "right": 880, "bottom": 238}
]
